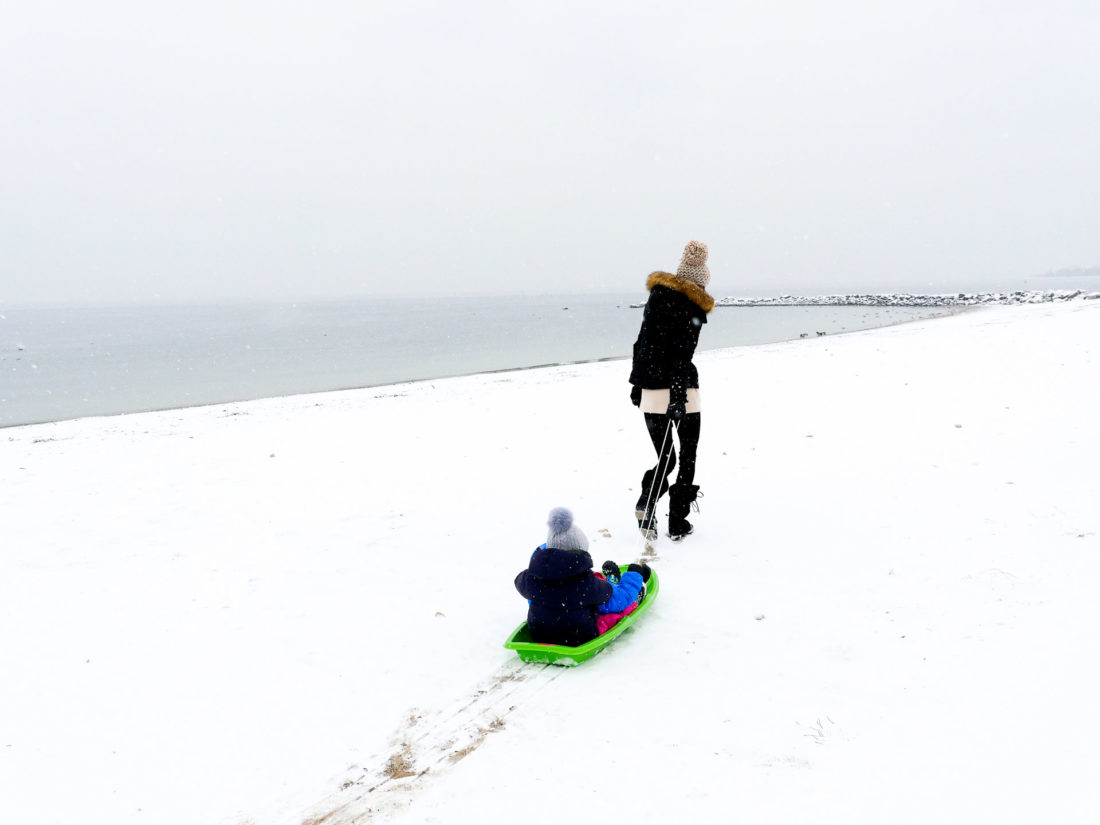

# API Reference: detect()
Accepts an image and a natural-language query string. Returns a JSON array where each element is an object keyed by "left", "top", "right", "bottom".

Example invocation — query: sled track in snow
[{"left": 291, "top": 660, "right": 567, "bottom": 824}]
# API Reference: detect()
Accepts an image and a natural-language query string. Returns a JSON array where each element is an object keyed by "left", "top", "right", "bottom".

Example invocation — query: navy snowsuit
[{"left": 515, "top": 545, "right": 643, "bottom": 646}]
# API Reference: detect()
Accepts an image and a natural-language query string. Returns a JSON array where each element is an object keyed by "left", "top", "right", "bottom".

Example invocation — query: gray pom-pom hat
[{"left": 546, "top": 507, "right": 589, "bottom": 553}]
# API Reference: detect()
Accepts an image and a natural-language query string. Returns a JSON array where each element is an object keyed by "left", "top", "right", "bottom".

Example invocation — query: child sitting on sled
[{"left": 514, "top": 507, "right": 653, "bottom": 647}]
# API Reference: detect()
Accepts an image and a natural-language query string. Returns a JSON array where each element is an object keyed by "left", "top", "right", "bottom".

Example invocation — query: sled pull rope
[{"left": 640, "top": 417, "right": 677, "bottom": 540}]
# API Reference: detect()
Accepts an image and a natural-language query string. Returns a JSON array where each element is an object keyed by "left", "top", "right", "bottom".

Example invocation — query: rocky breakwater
[{"left": 716, "top": 290, "right": 1090, "bottom": 307}]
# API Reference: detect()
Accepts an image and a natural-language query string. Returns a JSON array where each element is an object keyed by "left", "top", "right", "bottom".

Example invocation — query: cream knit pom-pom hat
[{"left": 675, "top": 240, "right": 711, "bottom": 289}]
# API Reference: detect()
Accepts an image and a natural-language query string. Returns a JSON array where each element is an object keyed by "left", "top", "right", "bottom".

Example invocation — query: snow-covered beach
[{"left": 3, "top": 299, "right": 1098, "bottom": 824}]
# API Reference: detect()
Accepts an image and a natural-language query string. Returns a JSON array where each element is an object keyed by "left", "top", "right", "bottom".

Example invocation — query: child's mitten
[{"left": 600, "top": 560, "right": 621, "bottom": 585}]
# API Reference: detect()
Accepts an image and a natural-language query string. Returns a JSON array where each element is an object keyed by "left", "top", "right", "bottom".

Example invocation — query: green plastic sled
[{"left": 504, "top": 565, "right": 660, "bottom": 666}]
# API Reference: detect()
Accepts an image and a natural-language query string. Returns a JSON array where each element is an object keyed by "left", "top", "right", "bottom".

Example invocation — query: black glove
[
  {"left": 627, "top": 562, "right": 652, "bottom": 583},
  {"left": 630, "top": 385, "right": 642, "bottom": 407},
  {"left": 666, "top": 384, "right": 686, "bottom": 421}
]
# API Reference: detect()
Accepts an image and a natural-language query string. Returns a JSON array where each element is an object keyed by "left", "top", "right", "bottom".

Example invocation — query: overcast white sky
[{"left": 2, "top": 0, "right": 1098, "bottom": 304}]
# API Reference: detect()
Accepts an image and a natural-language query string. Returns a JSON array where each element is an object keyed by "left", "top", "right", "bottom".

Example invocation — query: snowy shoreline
[
  {"left": 3, "top": 299, "right": 1098, "bottom": 825},
  {"left": 1, "top": 300, "right": 956, "bottom": 430}
]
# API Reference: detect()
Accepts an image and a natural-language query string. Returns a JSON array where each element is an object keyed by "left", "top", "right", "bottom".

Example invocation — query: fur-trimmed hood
[{"left": 647, "top": 271, "right": 715, "bottom": 313}]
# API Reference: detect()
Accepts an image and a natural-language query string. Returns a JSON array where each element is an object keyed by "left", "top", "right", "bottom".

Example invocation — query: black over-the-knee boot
[{"left": 668, "top": 483, "right": 701, "bottom": 540}]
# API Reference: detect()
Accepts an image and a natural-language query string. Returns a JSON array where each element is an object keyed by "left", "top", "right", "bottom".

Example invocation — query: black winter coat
[
  {"left": 514, "top": 545, "right": 613, "bottom": 646},
  {"left": 628, "top": 272, "right": 715, "bottom": 396}
]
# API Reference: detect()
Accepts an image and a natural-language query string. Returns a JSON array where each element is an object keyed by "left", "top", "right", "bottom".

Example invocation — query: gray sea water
[{"left": 1, "top": 295, "right": 962, "bottom": 428}]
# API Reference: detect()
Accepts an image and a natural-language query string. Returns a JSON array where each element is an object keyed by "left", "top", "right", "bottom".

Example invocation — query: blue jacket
[
  {"left": 515, "top": 545, "right": 645, "bottom": 646},
  {"left": 599, "top": 569, "right": 645, "bottom": 614}
]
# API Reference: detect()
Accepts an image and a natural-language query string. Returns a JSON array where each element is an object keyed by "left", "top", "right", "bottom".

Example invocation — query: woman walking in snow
[{"left": 628, "top": 240, "right": 715, "bottom": 540}]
